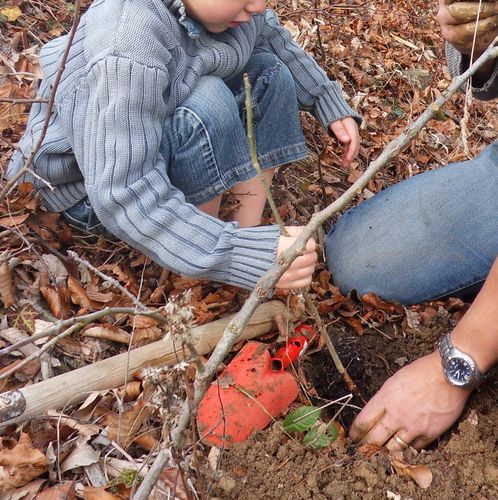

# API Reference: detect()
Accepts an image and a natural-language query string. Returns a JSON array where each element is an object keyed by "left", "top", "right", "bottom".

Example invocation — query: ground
[
  {"left": 0, "top": 0, "right": 496, "bottom": 498},
  {"left": 216, "top": 316, "right": 498, "bottom": 499}
]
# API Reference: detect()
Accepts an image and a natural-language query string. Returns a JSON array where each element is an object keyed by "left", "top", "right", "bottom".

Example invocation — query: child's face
[{"left": 183, "top": 0, "right": 266, "bottom": 33}]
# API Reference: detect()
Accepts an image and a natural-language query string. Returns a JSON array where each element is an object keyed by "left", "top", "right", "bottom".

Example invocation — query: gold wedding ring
[{"left": 393, "top": 434, "right": 410, "bottom": 449}]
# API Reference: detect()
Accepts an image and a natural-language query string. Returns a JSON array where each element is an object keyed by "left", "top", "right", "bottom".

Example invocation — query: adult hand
[
  {"left": 349, "top": 351, "right": 471, "bottom": 450},
  {"left": 276, "top": 226, "right": 317, "bottom": 289},
  {"left": 437, "top": 0, "right": 498, "bottom": 55},
  {"left": 329, "top": 117, "right": 360, "bottom": 168}
]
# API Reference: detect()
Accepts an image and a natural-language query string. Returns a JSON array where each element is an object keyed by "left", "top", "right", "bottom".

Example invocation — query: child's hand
[
  {"left": 329, "top": 117, "right": 360, "bottom": 168},
  {"left": 276, "top": 226, "right": 317, "bottom": 289}
]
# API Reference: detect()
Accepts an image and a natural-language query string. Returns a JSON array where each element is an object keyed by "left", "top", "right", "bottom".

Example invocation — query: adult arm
[{"left": 350, "top": 256, "right": 498, "bottom": 450}]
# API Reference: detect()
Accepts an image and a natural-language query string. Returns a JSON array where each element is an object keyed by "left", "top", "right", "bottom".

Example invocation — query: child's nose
[{"left": 246, "top": 0, "right": 266, "bottom": 14}]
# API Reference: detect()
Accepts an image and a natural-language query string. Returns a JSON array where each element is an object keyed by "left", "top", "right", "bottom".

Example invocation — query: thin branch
[
  {"left": 0, "top": 320, "right": 86, "bottom": 382},
  {"left": 133, "top": 447, "right": 171, "bottom": 499},
  {"left": 0, "top": 307, "right": 167, "bottom": 357},
  {"left": 0, "top": 0, "right": 82, "bottom": 201},
  {"left": 304, "top": 292, "right": 366, "bottom": 404},
  {"left": 67, "top": 250, "right": 148, "bottom": 311},
  {"left": 0, "top": 98, "right": 49, "bottom": 104},
  {"left": 243, "top": 73, "right": 288, "bottom": 234}
]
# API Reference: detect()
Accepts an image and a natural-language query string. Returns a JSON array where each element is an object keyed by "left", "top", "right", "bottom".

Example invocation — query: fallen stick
[{"left": 0, "top": 300, "right": 292, "bottom": 428}]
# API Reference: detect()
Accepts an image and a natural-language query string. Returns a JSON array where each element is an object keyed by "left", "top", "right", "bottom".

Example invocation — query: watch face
[{"left": 447, "top": 357, "right": 472, "bottom": 383}]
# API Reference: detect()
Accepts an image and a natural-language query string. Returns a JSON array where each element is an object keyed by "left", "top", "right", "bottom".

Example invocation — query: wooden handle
[{"left": 0, "top": 300, "right": 292, "bottom": 427}]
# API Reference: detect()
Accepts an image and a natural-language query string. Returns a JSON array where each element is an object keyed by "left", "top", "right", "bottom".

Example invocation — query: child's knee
[{"left": 182, "top": 76, "right": 238, "bottom": 119}]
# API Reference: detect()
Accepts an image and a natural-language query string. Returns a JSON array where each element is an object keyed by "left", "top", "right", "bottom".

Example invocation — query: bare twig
[
  {"left": 0, "top": 0, "right": 82, "bottom": 201},
  {"left": 67, "top": 250, "right": 148, "bottom": 311},
  {"left": 0, "top": 98, "right": 49, "bottom": 104},
  {"left": 461, "top": 0, "right": 485, "bottom": 155},
  {"left": 0, "top": 319, "right": 86, "bottom": 382},
  {"left": 0, "top": 307, "right": 167, "bottom": 357},
  {"left": 243, "top": 73, "right": 288, "bottom": 234}
]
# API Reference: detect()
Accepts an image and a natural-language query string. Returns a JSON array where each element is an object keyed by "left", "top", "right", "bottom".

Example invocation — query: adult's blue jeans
[
  {"left": 64, "top": 52, "right": 307, "bottom": 229},
  {"left": 326, "top": 142, "right": 498, "bottom": 305}
]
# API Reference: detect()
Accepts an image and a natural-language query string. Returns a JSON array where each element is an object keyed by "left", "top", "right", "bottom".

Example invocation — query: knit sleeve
[
  {"left": 72, "top": 55, "right": 280, "bottom": 289},
  {"left": 446, "top": 42, "right": 498, "bottom": 101},
  {"left": 255, "top": 10, "right": 361, "bottom": 129}
]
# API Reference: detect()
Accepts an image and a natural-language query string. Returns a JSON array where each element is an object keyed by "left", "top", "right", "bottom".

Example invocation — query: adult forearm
[{"left": 451, "top": 256, "right": 498, "bottom": 373}]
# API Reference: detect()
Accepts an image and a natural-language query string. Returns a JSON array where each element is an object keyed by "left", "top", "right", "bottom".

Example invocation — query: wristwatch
[{"left": 439, "top": 333, "right": 486, "bottom": 390}]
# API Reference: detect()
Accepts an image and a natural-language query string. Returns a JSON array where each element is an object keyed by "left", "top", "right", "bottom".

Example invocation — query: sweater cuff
[
  {"left": 226, "top": 225, "right": 281, "bottom": 289},
  {"left": 314, "top": 82, "right": 362, "bottom": 130}
]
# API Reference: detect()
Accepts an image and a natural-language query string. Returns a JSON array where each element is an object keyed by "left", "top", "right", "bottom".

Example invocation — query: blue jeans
[
  {"left": 64, "top": 53, "right": 307, "bottom": 229},
  {"left": 326, "top": 142, "right": 498, "bottom": 304}
]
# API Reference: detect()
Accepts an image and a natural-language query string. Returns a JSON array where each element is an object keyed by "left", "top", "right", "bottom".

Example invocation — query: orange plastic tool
[{"left": 197, "top": 341, "right": 299, "bottom": 448}]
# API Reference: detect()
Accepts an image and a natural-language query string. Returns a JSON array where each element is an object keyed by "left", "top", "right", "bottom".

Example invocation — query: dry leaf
[
  {"left": 0, "top": 214, "right": 29, "bottom": 227},
  {"left": 105, "top": 398, "right": 154, "bottom": 448},
  {"left": 83, "top": 324, "right": 131, "bottom": 344},
  {"left": 116, "top": 381, "right": 143, "bottom": 402},
  {"left": 133, "top": 433, "right": 160, "bottom": 451},
  {"left": 160, "top": 468, "right": 189, "bottom": 500},
  {"left": 0, "top": 6, "right": 23, "bottom": 21},
  {"left": 0, "top": 261, "right": 16, "bottom": 308},
  {"left": 60, "top": 443, "right": 100, "bottom": 473},
  {"left": 131, "top": 325, "right": 163, "bottom": 346},
  {"left": 342, "top": 316, "right": 364, "bottom": 335},
  {"left": 131, "top": 315, "right": 160, "bottom": 329},
  {"left": 0, "top": 478, "right": 45, "bottom": 500},
  {"left": 361, "top": 292, "right": 404, "bottom": 315},
  {"left": 85, "top": 284, "right": 114, "bottom": 303},
  {"left": 390, "top": 454, "right": 433, "bottom": 489},
  {"left": 0, "top": 358, "right": 41, "bottom": 381},
  {"left": 36, "top": 482, "right": 76, "bottom": 499},
  {"left": 0, "top": 433, "right": 49, "bottom": 489},
  {"left": 358, "top": 443, "right": 387, "bottom": 458},
  {"left": 46, "top": 411, "right": 100, "bottom": 439},
  {"left": 40, "top": 286, "right": 69, "bottom": 318},
  {"left": 83, "top": 487, "right": 121, "bottom": 499},
  {"left": 67, "top": 275, "right": 92, "bottom": 309}
]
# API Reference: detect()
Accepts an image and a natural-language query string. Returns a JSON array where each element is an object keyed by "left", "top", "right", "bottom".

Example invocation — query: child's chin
[{"left": 205, "top": 24, "right": 229, "bottom": 33}]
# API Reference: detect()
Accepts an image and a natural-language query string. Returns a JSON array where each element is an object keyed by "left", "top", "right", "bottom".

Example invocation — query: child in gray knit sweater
[{"left": 8, "top": 0, "right": 360, "bottom": 289}]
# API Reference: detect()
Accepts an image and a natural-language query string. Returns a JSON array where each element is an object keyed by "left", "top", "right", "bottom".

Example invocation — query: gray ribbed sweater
[{"left": 8, "top": 0, "right": 360, "bottom": 289}]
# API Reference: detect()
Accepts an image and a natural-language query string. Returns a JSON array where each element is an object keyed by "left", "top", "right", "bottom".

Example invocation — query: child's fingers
[
  {"left": 329, "top": 121, "right": 351, "bottom": 144},
  {"left": 343, "top": 119, "right": 360, "bottom": 165},
  {"left": 281, "top": 227, "right": 317, "bottom": 253},
  {"left": 276, "top": 231, "right": 317, "bottom": 289},
  {"left": 277, "top": 260, "right": 316, "bottom": 288},
  {"left": 305, "top": 236, "right": 317, "bottom": 253},
  {"left": 329, "top": 119, "right": 360, "bottom": 167}
]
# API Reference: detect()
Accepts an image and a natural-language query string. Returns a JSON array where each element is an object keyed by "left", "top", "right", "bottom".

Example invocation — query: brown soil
[{"left": 212, "top": 315, "right": 498, "bottom": 499}]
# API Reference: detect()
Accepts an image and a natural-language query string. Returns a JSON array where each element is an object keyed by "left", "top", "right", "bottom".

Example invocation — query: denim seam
[
  {"left": 176, "top": 105, "right": 226, "bottom": 190},
  {"left": 431, "top": 276, "right": 487, "bottom": 301}
]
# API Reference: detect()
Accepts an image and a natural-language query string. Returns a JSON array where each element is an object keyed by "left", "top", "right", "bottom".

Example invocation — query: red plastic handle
[{"left": 270, "top": 335, "right": 309, "bottom": 371}]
